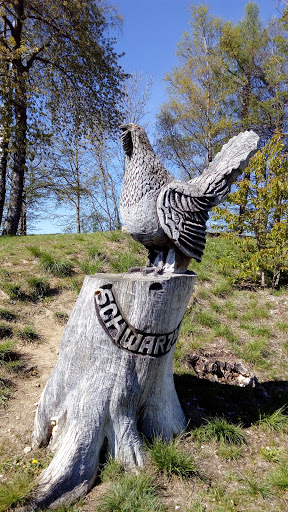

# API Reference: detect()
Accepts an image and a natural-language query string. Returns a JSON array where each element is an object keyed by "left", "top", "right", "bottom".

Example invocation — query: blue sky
[
  {"left": 113, "top": 0, "right": 281, "bottom": 129},
  {"left": 37, "top": 0, "right": 281, "bottom": 234}
]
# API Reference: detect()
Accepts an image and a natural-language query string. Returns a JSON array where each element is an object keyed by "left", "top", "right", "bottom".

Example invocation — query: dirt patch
[{"left": 0, "top": 290, "right": 75, "bottom": 460}]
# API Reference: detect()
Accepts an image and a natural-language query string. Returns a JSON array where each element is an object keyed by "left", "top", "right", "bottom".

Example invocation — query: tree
[
  {"left": 0, "top": 0, "right": 126, "bottom": 235},
  {"left": 214, "top": 134, "right": 288, "bottom": 288},
  {"left": 156, "top": 3, "right": 288, "bottom": 181},
  {"left": 221, "top": 3, "right": 288, "bottom": 138},
  {"left": 156, "top": 4, "right": 232, "bottom": 179},
  {"left": 84, "top": 71, "right": 154, "bottom": 233}
]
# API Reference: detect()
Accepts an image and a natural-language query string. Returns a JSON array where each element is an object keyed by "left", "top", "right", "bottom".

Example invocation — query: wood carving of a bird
[{"left": 120, "top": 123, "right": 259, "bottom": 273}]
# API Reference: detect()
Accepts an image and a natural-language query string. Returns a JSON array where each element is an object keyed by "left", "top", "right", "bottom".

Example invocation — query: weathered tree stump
[{"left": 31, "top": 271, "right": 196, "bottom": 508}]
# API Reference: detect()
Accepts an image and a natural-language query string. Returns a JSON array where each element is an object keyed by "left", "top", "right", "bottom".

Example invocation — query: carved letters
[{"left": 94, "top": 285, "right": 181, "bottom": 357}]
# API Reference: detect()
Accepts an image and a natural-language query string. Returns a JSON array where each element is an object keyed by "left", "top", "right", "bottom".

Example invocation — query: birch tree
[{"left": 0, "top": 0, "right": 126, "bottom": 235}]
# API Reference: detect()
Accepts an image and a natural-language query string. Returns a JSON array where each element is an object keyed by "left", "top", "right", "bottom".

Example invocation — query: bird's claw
[{"left": 128, "top": 266, "right": 163, "bottom": 276}]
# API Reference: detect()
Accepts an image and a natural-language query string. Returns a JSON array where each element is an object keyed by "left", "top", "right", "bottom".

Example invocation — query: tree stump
[{"left": 31, "top": 271, "right": 196, "bottom": 508}]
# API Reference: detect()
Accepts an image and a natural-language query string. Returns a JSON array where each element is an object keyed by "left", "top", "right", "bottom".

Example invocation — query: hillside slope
[{"left": 0, "top": 232, "right": 288, "bottom": 511}]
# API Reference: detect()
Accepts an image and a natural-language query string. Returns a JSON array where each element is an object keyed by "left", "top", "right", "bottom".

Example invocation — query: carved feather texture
[{"left": 120, "top": 123, "right": 260, "bottom": 268}]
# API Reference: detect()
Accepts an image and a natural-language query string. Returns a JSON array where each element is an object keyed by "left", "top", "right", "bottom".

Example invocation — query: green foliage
[
  {"left": 193, "top": 417, "right": 246, "bottom": 445},
  {"left": 0, "top": 310, "right": 16, "bottom": 322},
  {"left": 0, "top": 377, "right": 12, "bottom": 406},
  {"left": 242, "top": 472, "right": 273, "bottom": 499},
  {"left": 238, "top": 338, "right": 269, "bottom": 369},
  {"left": 213, "top": 324, "right": 238, "bottom": 344},
  {"left": 195, "top": 310, "right": 218, "bottom": 329},
  {"left": 276, "top": 321, "right": 288, "bottom": 332},
  {"left": 29, "top": 247, "right": 73, "bottom": 277},
  {"left": 0, "top": 341, "right": 17, "bottom": 363},
  {"left": 110, "top": 251, "right": 145, "bottom": 273},
  {"left": 214, "top": 135, "right": 288, "bottom": 287},
  {"left": 80, "top": 260, "right": 104, "bottom": 275},
  {"left": 100, "top": 457, "right": 124, "bottom": 483},
  {"left": 0, "top": 0, "right": 126, "bottom": 234},
  {"left": 69, "top": 278, "right": 82, "bottom": 295},
  {"left": 147, "top": 436, "right": 198, "bottom": 479},
  {"left": 0, "top": 472, "right": 33, "bottom": 511},
  {"left": 98, "top": 472, "right": 164, "bottom": 512},
  {"left": 17, "top": 326, "right": 40, "bottom": 342},
  {"left": 53, "top": 311, "right": 69, "bottom": 324},
  {"left": 0, "top": 341, "right": 23, "bottom": 371},
  {"left": 211, "top": 279, "right": 233, "bottom": 297},
  {"left": 259, "top": 446, "right": 283, "bottom": 462},
  {"left": 3, "top": 284, "right": 26, "bottom": 301},
  {"left": 27, "top": 277, "right": 50, "bottom": 301},
  {"left": 0, "top": 324, "right": 13, "bottom": 339},
  {"left": 270, "top": 463, "right": 288, "bottom": 490},
  {"left": 257, "top": 406, "right": 288, "bottom": 432},
  {"left": 218, "top": 444, "right": 243, "bottom": 460}
]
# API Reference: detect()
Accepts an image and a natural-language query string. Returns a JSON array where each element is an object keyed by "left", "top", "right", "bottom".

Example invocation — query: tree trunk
[
  {"left": 0, "top": 134, "right": 9, "bottom": 227},
  {"left": 2, "top": 0, "right": 27, "bottom": 236},
  {"left": 30, "top": 271, "right": 196, "bottom": 509},
  {"left": 2, "top": 97, "right": 27, "bottom": 235},
  {"left": 19, "top": 189, "right": 27, "bottom": 235}
]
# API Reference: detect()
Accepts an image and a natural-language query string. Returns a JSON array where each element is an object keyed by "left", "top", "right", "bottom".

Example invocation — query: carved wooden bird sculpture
[{"left": 120, "top": 123, "right": 259, "bottom": 273}]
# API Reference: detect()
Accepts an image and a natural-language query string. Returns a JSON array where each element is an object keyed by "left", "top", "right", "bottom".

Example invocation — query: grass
[
  {"left": 100, "top": 457, "right": 124, "bottom": 483},
  {"left": 240, "top": 323, "right": 272, "bottom": 338},
  {"left": 27, "top": 277, "right": 50, "bottom": 301},
  {"left": 0, "top": 232, "right": 288, "bottom": 511},
  {"left": 238, "top": 338, "right": 269, "bottom": 369},
  {"left": 98, "top": 472, "right": 164, "bottom": 512},
  {"left": 192, "top": 417, "right": 246, "bottom": 445},
  {"left": 218, "top": 444, "right": 243, "bottom": 460},
  {"left": 0, "top": 309, "right": 16, "bottom": 322},
  {"left": 259, "top": 446, "right": 283, "bottom": 462},
  {"left": 28, "top": 246, "right": 73, "bottom": 277},
  {"left": 241, "top": 472, "right": 273, "bottom": 499},
  {"left": 276, "top": 321, "right": 288, "bottom": 332},
  {"left": 17, "top": 326, "right": 40, "bottom": 342},
  {"left": 109, "top": 250, "right": 145, "bottom": 273},
  {"left": 213, "top": 324, "right": 238, "bottom": 344},
  {"left": 0, "top": 341, "right": 24, "bottom": 372},
  {"left": 0, "top": 472, "right": 33, "bottom": 511},
  {"left": 147, "top": 436, "right": 198, "bottom": 479},
  {"left": 256, "top": 406, "right": 288, "bottom": 432},
  {"left": 53, "top": 311, "right": 69, "bottom": 324},
  {"left": 0, "top": 377, "right": 12, "bottom": 405},
  {"left": 240, "top": 306, "right": 269, "bottom": 321},
  {"left": 195, "top": 310, "right": 218, "bottom": 329},
  {"left": 80, "top": 260, "right": 105, "bottom": 274},
  {"left": 211, "top": 279, "right": 232, "bottom": 297},
  {"left": 270, "top": 463, "right": 288, "bottom": 490},
  {"left": 3, "top": 283, "right": 26, "bottom": 301},
  {"left": 0, "top": 324, "right": 13, "bottom": 339}
]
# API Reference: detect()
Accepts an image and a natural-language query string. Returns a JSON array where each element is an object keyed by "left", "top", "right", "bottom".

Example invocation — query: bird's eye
[{"left": 138, "top": 127, "right": 141, "bottom": 130}]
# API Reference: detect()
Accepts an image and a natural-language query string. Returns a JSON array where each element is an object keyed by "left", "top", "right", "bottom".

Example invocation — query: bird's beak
[{"left": 120, "top": 124, "right": 130, "bottom": 132}]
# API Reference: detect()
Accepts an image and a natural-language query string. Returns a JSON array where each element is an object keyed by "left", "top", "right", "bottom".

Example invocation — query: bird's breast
[{"left": 120, "top": 191, "right": 167, "bottom": 246}]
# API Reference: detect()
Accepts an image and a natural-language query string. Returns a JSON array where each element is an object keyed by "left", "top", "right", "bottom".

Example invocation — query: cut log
[{"left": 30, "top": 271, "right": 196, "bottom": 508}]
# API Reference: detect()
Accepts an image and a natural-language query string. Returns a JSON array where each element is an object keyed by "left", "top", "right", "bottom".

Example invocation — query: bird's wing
[
  {"left": 157, "top": 178, "right": 226, "bottom": 261},
  {"left": 157, "top": 130, "right": 260, "bottom": 262}
]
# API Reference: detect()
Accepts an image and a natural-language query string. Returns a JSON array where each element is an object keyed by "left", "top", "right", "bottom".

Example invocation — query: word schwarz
[{"left": 94, "top": 285, "right": 181, "bottom": 357}]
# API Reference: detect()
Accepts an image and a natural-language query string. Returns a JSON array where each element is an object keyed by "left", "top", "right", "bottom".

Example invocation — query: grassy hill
[{"left": 0, "top": 232, "right": 288, "bottom": 511}]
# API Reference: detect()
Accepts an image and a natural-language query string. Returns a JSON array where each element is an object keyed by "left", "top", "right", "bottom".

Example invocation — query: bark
[
  {"left": 0, "top": 135, "right": 9, "bottom": 227},
  {"left": 19, "top": 189, "right": 27, "bottom": 235},
  {"left": 30, "top": 271, "right": 196, "bottom": 508},
  {"left": 2, "top": 96, "right": 27, "bottom": 235},
  {"left": 2, "top": 0, "right": 27, "bottom": 236}
]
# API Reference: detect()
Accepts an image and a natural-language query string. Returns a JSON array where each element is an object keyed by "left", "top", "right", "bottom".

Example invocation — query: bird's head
[{"left": 120, "top": 123, "right": 150, "bottom": 158}]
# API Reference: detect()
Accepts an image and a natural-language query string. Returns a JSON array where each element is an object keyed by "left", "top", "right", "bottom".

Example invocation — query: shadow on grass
[{"left": 175, "top": 373, "right": 288, "bottom": 428}]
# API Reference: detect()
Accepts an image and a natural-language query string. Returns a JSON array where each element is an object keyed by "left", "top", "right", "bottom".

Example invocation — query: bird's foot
[
  {"left": 127, "top": 267, "right": 142, "bottom": 274},
  {"left": 128, "top": 266, "right": 163, "bottom": 276}
]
